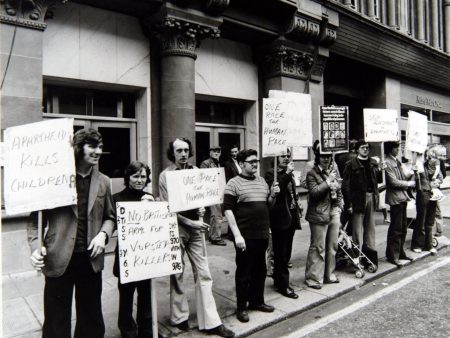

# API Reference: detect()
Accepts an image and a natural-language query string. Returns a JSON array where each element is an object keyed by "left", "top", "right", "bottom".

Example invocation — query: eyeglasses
[
  {"left": 279, "top": 155, "right": 290, "bottom": 158},
  {"left": 244, "top": 159, "right": 260, "bottom": 165}
]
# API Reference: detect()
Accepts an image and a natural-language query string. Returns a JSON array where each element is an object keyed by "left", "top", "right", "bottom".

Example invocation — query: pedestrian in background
[
  {"left": 113, "top": 161, "right": 154, "bottom": 338},
  {"left": 200, "top": 145, "right": 226, "bottom": 246},
  {"left": 265, "top": 148, "right": 301, "bottom": 299},
  {"left": 304, "top": 143, "right": 343, "bottom": 289},
  {"left": 434, "top": 144, "right": 447, "bottom": 237}
]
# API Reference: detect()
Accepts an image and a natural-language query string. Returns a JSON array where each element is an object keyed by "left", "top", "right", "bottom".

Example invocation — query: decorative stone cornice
[
  {"left": 285, "top": 13, "right": 337, "bottom": 46},
  {"left": 261, "top": 45, "right": 315, "bottom": 80},
  {"left": 0, "top": 0, "right": 66, "bottom": 30},
  {"left": 310, "top": 54, "right": 327, "bottom": 82},
  {"left": 158, "top": 17, "right": 220, "bottom": 59},
  {"left": 203, "top": 0, "right": 230, "bottom": 16}
]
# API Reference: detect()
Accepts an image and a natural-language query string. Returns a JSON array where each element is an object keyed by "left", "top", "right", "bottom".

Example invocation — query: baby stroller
[{"left": 336, "top": 224, "right": 378, "bottom": 278}]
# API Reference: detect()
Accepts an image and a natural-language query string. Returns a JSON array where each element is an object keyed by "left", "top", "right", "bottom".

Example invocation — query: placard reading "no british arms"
[{"left": 117, "top": 202, "right": 183, "bottom": 284}]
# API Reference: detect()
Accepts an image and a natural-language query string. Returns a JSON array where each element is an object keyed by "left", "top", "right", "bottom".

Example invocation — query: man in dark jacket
[
  {"left": 343, "top": 140, "right": 382, "bottom": 251},
  {"left": 265, "top": 148, "right": 301, "bottom": 299}
]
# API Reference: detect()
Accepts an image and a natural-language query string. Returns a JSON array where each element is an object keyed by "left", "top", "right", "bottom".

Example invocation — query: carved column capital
[
  {"left": 285, "top": 13, "right": 337, "bottom": 47},
  {"left": 0, "top": 0, "right": 66, "bottom": 30},
  {"left": 261, "top": 44, "right": 315, "bottom": 81},
  {"left": 157, "top": 16, "right": 220, "bottom": 59}
]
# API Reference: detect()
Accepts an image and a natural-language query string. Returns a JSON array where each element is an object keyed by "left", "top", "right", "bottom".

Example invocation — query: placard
[
  {"left": 406, "top": 110, "right": 428, "bottom": 153},
  {"left": 363, "top": 109, "right": 399, "bottom": 142},
  {"left": 269, "top": 90, "right": 313, "bottom": 147},
  {"left": 165, "top": 168, "right": 226, "bottom": 213},
  {"left": 319, "top": 106, "right": 349, "bottom": 153},
  {"left": 262, "top": 98, "right": 289, "bottom": 157},
  {"left": 117, "top": 201, "right": 183, "bottom": 283},
  {"left": 3, "top": 118, "right": 77, "bottom": 215}
]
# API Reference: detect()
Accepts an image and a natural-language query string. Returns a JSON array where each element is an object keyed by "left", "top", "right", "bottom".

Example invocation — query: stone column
[
  {"left": 367, "top": 0, "right": 376, "bottom": 18},
  {"left": 445, "top": 0, "right": 450, "bottom": 53},
  {"left": 430, "top": 0, "right": 440, "bottom": 47},
  {"left": 387, "top": 0, "right": 397, "bottom": 27},
  {"left": 154, "top": 12, "right": 220, "bottom": 168},
  {"left": 0, "top": 0, "right": 65, "bottom": 129},
  {"left": 416, "top": 0, "right": 426, "bottom": 41}
]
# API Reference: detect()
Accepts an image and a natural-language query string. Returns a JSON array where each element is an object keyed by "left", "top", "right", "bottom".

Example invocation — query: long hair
[
  {"left": 73, "top": 128, "right": 102, "bottom": 161},
  {"left": 166, "top": 138, "right": 194, "bottom": 162}
]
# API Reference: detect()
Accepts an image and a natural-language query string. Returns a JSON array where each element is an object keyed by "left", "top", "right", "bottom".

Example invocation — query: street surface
[{"left": 249, "top": 247, "right": 450, "bottom": 338}]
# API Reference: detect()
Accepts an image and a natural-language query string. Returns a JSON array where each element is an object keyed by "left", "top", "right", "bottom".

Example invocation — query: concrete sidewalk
[{"left": 3, "top": 210, "right": 450, "bottom": 338}]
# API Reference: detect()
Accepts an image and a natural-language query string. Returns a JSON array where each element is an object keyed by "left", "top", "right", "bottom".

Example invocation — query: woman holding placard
[{"left": 113, "top": 161, "right": 155, "bottom": 338}]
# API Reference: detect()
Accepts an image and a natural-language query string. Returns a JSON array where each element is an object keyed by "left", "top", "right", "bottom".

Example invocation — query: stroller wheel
[
  {"left": 432, "top": 237, "right": 438, "bottom": 248},
  {"left": 367, "top": 265, "right": 377, "bottom": 273},
  {"left": 355, "top": 269, "right": 365, "bottom": 278}
]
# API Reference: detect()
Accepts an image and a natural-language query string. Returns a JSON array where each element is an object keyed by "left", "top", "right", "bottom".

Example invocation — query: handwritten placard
[
  {"left": 406, "top": 110, "right": 428, "bottom": 153},
  {"left": 262, "top": 98, "right": 289, "bottom": 157},
  {"left": 165, "top": 168, "right": 226, "bottom": 213},
  {"left": 364, "top": 109, "right": 399, "bottom": 142},
  {"left": 117, "top": 201, "right": 183, "bottom": 283},
  {"left": 269, "top": 91, "right": 313, "bottom": 147},
  {"left": 319, "top": 106, "right": 349, "bottom": 153},
  {"left": 3, "top": 118, "right": 77, "bottom": 215}
]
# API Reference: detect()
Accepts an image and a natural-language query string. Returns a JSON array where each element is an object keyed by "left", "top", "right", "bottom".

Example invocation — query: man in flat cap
[{"left": 200, "top": 145, "right": 227, "bottom": 246}]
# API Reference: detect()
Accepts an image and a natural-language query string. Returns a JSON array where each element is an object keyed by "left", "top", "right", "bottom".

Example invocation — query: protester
[
  {"left": 264, "top": 148, "right": 301, "bottom": 299},
  {"left": 384, "top": 141, "right": 415, "bottom": 266},
  {"left": 200, "top": 145, "right": 226, "bottom": 246},
  {"left": 411, "top": 145, "right": 443, "bottom": 255},
  {"left": 28, "top": 128, "right": 115, "bottom": 338},
  {"left": 159, "top": 138, "right": 234, "bottom": 338},
  {"left": 434, "top": 144, "right": 447, "bottom": 237},
  {"left": 113, "top": 161, "right": 154, "bottom": 337},
  {"left": 304, "top": 144, "right": 343, "bottom": 289},
  {"left": 223, "top": 149, "right": 279, "bottom": 323},
  {"left": 224, "top": 145, "right": 241, "bottom": 182},
  {"left": 343, "top": 139, "right": 381, "bottom": 252}
]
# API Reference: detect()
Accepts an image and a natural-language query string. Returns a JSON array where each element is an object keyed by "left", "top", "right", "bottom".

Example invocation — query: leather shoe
[
  {"left": 277, "top": 288, "right": 299, "bottom": 299},
  {"left": 387, "top": 258, "right": 402, "bottom": 267},
  {"left": 399, "top": 255, "right": 413, "bottom": 261},
  {"left": 324, "top": 278, "right": 340, "bottom": 284},
  {"left": 306, "top": 283, "right": 322, "bottom": 290},
  {"left": 173, "top": 320, "right": 189, "bottom": 331},
  {"left": 210, "top": 239, "right": 227, "bottom": 246},
  {"left": 205, "top": 324, "right": 235, "bottom": 337},
  {"left": 236, "top": 310, "right": 249, "bottom": 323},
  {"left": 248, "top": 303, "right": 275, "bottom": 312}
]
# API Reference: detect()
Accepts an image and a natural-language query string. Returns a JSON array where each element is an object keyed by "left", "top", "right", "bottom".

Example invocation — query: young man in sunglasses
[{"left": 223, "top": 149, "right": 280, "bottom": 323}]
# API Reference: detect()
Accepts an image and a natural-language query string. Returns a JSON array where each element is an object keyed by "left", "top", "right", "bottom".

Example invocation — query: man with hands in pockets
[{"left": 223, "top": 149, "right": 280, "bottom": 323}]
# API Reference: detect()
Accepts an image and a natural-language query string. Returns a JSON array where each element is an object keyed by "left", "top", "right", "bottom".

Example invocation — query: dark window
[
  {"left": 432, "top": 110, "right": 450, "bottom": 124},
  {"left": 196, "top": 100, "right": 245, "bottom": 125},
  {"left": 43, "top": 84, "right": 136, "bottom": 118},
  {"left": 400, "top": 104, "right": 430, "bottom": 120}
]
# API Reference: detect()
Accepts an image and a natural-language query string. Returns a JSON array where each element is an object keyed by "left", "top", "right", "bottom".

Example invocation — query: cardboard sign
[
  {"left": 165, "top": 168, "right": 226, "bottom": 213},
  {"left": 319, "top": 106, "right": 349, "bottom": 153},
  {"left": 269, "top": 91, "right": 313, "bottom": 148},
  {"left": 3, "top": 118, "right": 77, "bottom": 215},
  {"left": 117, "top": 201, "right": 183, "bottom": 283},
  {"left": 364, "top": 109, "right": 399, "bottom": 142},
  {"left": 262, "top": 98, "right": 289, "bottom": 157},
  {"left": 406, "top": 110, "right": 428, "bottom": 153}
]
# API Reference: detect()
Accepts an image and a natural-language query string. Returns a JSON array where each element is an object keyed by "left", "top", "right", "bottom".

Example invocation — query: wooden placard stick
[
  {"left": 151, "top": 279, "right": 158, "bottom": 338},
  {"left": 37, "top": 210, "right": 43, "bottom": 276}
]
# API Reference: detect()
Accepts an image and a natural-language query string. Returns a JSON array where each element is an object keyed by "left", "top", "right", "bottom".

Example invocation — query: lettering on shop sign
[
  {"left": 262, "top": 98, "right": 289, "bottom": 157},
  {"left": 416, "top": 95, "right": 442, "bottom": 108},
  {"left": 117, "top": 201, "right": 183, "bottom": 283},
  {"left": 363, "top": 109, "right": 399, "bottom": 142},
  {"left": 319, "top": 106, "right": 349, "bottom": 154},
  {"left": 3, "top": 118, "right": 77, "bottom": 215},
  {"left": 406, "top": 110, "right": 428, "bottom": 154},
  {"left": 166, "top": 168, "right": 226, "bottom": 213}
]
